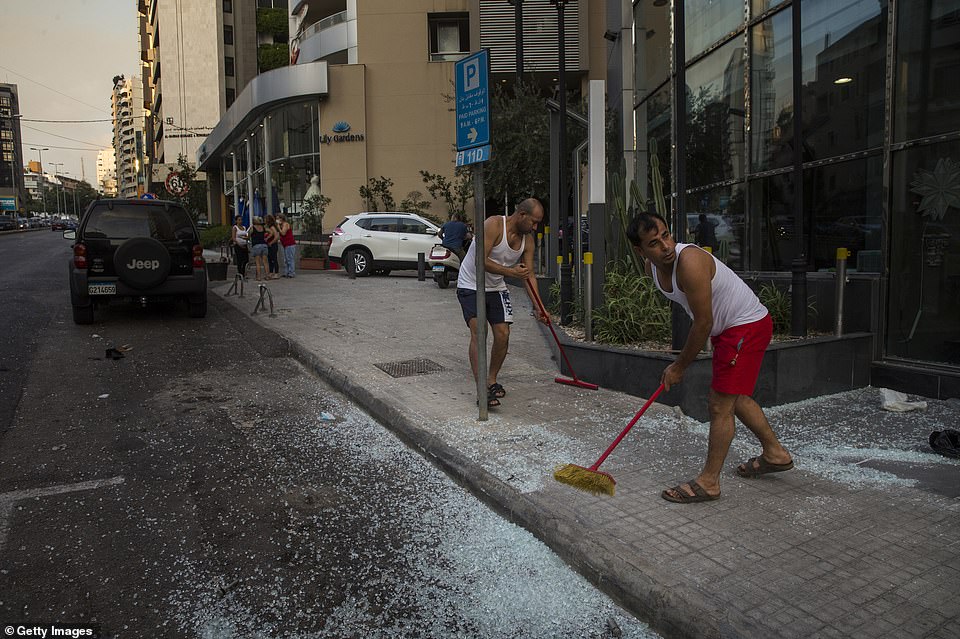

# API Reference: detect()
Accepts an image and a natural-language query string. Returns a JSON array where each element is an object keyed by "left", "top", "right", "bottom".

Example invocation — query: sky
[{"left": 0, "top": 1, "right": 139, "bottom": 184}]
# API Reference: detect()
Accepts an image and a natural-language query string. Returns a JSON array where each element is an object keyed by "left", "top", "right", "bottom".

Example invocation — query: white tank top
[
  {"left": 457, "top": 216, "right": 525, "bottom": 292},
  {"left": 651, "top": 243, "right": 768, "bottom": 336}
]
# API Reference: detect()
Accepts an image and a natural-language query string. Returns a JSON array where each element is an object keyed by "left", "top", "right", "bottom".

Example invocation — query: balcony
[{"left": 295, "top": 11, "right": 350, "bottom": 64}]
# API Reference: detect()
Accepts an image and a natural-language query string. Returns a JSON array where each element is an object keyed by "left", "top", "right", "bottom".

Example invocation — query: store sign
[
  {"left": 0, "top": 196, "right": 16, "bottom": 211},
  {"left": 321, "top": 120, "right": 365, "bottom": 144}
]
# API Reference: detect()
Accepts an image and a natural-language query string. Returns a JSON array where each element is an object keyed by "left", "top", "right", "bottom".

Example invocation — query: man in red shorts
[{"left": 626, "top": 211, "right": 793, "bottom": 503}]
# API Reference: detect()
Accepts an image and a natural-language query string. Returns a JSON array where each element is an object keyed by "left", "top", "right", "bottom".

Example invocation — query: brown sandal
[{"left": 661, "top": 480, "right": 719, "bottom": 503}]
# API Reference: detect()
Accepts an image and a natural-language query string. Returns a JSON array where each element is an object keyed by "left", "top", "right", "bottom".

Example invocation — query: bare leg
[
  {"left": 664, "top": 389, "right": 736, "bottom": 500},
  {"left": 734, "top": 395, "right": 792, "bottom": 472},
  {"left": 487, "top": 323, "right": 510, "bottom": 386},
  {"left": 467, "top": 318, "right": 480, "bottom": 383}
]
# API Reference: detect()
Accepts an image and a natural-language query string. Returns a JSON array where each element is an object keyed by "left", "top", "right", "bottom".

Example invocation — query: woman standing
[
  {"left": 277, "top": 214, "right": 297, "bottom": 278},
  {"left": 264, "top": 214, "right": 281, "bottom": 280},
  {"left": 231, "top": 215, "right": 249, "bottom": 278},
  {"left": 248, "top": 216, "right": 269, "bottom": 281}
]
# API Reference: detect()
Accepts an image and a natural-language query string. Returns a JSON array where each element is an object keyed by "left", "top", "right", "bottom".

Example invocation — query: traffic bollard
[{"left": 417, "top": 252, "right": 426, "bottom": 281}]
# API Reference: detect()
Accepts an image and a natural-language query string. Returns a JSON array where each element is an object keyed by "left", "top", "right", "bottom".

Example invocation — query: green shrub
[
  {"left": 258, "top": 43, "right": 288, "bottom": 72},
  {"left": 547, "top": 281, "right": 585, "bottom": 327},
  {"left": 199, "top": 225, "right": 231, "bottom": 250},
  {"left": 756, "top": 282, "right": 818, "bottom": 335},
  {"left": 591, "top": 262, "right": 671, "bottom": 345}
]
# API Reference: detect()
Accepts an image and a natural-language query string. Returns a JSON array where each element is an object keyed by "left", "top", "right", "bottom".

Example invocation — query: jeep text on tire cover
[{"left": 126, "top": 259, "right": 162, "bottom": 270}]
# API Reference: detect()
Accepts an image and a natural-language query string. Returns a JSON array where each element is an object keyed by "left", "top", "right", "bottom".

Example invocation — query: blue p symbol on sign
[{"left": 464, "top": 58, "right": 480, "bottom": 92}]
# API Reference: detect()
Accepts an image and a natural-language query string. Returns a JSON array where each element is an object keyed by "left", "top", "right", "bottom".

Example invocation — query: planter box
[
  {"left": 543, "top": 327, "right": 874, "bottom": 421},
  {"left": 206, "top": 261, "right": 229, "bottom": 281},
  {"left": 300, "top": 256, "right": 328, "bottom": 270}
]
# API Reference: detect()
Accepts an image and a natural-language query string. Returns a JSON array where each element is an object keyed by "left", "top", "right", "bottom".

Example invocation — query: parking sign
[{"left": 455, "top": 50, "right": 490, "bottom": 151}]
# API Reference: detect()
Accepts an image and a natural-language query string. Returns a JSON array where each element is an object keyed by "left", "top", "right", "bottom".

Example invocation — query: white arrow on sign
[{"left": 467, "top": 127, "right": 478, "bottom": 144}]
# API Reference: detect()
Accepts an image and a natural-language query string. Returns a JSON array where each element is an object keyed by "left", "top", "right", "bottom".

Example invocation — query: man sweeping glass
[{"left": 626, "top": 211, "right": 794, "bottom": 503}]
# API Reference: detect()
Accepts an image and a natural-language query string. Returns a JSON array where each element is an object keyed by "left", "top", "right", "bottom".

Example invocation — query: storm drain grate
[{"left": 374, "top": 357, "right": 445, "bottom": 378}]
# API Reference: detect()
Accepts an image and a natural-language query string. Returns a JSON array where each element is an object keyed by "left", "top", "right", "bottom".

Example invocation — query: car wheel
[
  {"left": 348, "top": 249, "right": 372, "bottom": 277},
  {"left": 72, "top": 303, "right": 94, "bottom": 325},
  {"left": 435, "top": 270, "right": 450, "bottom": 289},
  {"left": 114, "top": 237, "right": 172, "bottom": 289}
]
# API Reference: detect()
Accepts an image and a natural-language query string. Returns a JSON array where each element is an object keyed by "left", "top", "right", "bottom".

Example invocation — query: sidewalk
[{"left": 210, "top": 265, "right": 960, "bottom": 639}]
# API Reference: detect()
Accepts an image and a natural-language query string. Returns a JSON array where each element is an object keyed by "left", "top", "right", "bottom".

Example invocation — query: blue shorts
[
  {"left": 457, "top": 288, "right": 514, "bottom": 325},
  {"left": 250, "top": 244, "right": 268, "bottom": 257}
]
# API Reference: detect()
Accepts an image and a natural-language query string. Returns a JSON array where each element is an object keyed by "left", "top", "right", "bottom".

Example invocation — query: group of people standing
[{"left": 231, "top": 214, "right": 297, "bottom": 281}]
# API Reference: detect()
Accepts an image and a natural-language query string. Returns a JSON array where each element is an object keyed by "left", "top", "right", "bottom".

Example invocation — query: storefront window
[
  {"left": 801, "top": 0, "right": 886, "bottom": 160},
  {"left": 634, "top": 0, "right": 671, "bottom": 101},
  {"left": 271, "top": 154, "right": 320, "bottom": 221},
  {"left": 684, "top": 0, "right": 744, "bottom": 61},
  {"left": 267, "top": 101, "right": 319, "bottom": 161},
  {"left": 887, "top": 140, "right": 960, "bottom": 365},
  {"left": 750, "top": 172, "right": 796, "bottom": 270},
  {"left": 894, "top": 0, "right": 960, "bottom": 142},
  {"left": 685, "top": 38, "right": 745, "bottom": 188},
  {"left": 751, "top": 8, "right": 792, "bottom": 173},
  {"left": 684, "top": 183, "right": 744, "bottom": 269},
  {"left": 806, "top": 155, "right": 883, "bottom": 272},
  {"left": 637, "top": 82, "right": 671, "bottom": 215}
]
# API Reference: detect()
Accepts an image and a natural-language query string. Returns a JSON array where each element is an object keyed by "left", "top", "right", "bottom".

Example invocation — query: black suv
[{"left": 65, "top": 199, "right": 207, "bottom": 324}]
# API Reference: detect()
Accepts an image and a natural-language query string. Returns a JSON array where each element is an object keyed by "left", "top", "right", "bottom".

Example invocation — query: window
[
  {"left": 428, "top": 13, "right": 468, "bottom": 62},
  {"left": 223, "top": 0, "right": 232, "bottom": 13},
  {"left": 399, "top": 218, "right": 430, "bottom": 234},
  {"left": 224, "top": 24, "right": 233, "bottom": 45},
  {"left": 685, "top": 0, "right": 743, "bottom": 60},
  {"left": 226, "top": 88, "right": 235, "bottom": 108},
  {"left": 751, "top": 9, "right": 793, "bottom": 173},
  {"left": 224, "top": 56, "right": 235, "bottom": 77}
]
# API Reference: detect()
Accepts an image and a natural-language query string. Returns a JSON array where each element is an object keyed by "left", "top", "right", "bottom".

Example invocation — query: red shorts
[{"left": 710, "top": 314, "right": 772, "bottom": 396}]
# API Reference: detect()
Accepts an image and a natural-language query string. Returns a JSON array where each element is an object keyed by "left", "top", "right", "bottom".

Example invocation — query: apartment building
[
  {"left": 111, "top": 76, "right": 146, "bottom": 199},
  {"left": 0, "top": 83, "right": 25, "bottom": 213},
  {"left": 96, "top": 148, "right": 118, "bottom": 197},
  {"left": 198, "top": 0, "right": 605, "bottom": 228}
]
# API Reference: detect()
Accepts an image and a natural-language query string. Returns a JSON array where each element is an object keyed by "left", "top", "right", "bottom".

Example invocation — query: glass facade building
[{"left": 631, "top": 0, "right": 960, "bottom": 378}]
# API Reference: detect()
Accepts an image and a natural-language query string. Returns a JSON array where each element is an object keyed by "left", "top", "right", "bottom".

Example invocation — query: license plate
[
  {"left": 88, "top": 283, "right": 117, "bottom": 295},
  {"left": 431, "top": 265, "right": 445, "bottom": 272}
]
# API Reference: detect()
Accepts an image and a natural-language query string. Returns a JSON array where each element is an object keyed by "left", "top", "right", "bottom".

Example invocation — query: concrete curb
[{"left": 211, "top": 291, "right": 764, "bottom": 639}]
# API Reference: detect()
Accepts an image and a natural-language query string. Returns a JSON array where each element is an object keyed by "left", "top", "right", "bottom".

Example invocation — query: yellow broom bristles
[{"left": 553, "top": 463, "right": 616, "bottom": 497}]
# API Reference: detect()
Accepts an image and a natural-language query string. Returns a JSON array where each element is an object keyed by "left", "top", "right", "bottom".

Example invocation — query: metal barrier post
[
  {"left": 584, "top": 252, "right": 593, "bottom": 342},
  {"left": 835, "top": 247, "right": 849, "bottom": 336},
  {"left": 226, "top": 273, "right": 245, "bottom": 298},
  {"left": 417, "top": 252, "right": 426, "bottom": 281},
  {"left": 347, "top": 251, "right": 356, "bottom": 280}
]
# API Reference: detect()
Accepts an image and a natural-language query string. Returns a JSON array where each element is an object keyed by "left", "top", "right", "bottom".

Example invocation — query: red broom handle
[
  {"left": 524, "top": 278, "right": 579, "bottom": 378},
  {"left": 590, "top": 384, "right": 664, "bottom": 471}
]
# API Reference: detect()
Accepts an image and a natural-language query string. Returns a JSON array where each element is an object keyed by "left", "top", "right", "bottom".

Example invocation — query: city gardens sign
[{"left": 320, "top": 120, "right": 364, "bottom": 145}]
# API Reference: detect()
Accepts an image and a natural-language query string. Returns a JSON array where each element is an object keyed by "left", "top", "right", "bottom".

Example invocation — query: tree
[
  {"left": 301, "top": 193, "right": 331, "bottom": 259},
  {"left": 358, "top": 176, "right": 395, "bottom": 211},
  {"left": 163, "top": 154, "right": 208, "bottom": 223},
  {"left": 419, "top": 169, "right": 472, "bottom": 220},
  {"left": 399, "top": 190, "right": 432, "bottom": 219}
]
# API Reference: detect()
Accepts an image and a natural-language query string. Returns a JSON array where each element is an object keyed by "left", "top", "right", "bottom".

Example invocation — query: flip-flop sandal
[
  {"left": 476, "top": 392, "right": 501, "bottom": 408},
  {"left": 736, "top": 455, "right": 794, "bottom": 478},
  {"left": 488, "top": 383, "right": 506, "bottom": 399},
  {"left": 661, "top": 480, "right": 719, "bottom": 503}
]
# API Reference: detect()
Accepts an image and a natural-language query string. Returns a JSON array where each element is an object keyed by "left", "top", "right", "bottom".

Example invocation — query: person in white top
[
  {"left": 456, "top": 198, "right": 549, "bottom": 409},
  {"left": 626, "top": 211, "right": 793, "bottom": 504}
]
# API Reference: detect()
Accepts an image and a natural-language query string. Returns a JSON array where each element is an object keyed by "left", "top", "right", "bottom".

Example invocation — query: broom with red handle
[
  {"left": 553, "top": 383, "right": 665, "bottom": 496},
  {"left": 524, "top": 278, "right": 599, "bottom": 390}
]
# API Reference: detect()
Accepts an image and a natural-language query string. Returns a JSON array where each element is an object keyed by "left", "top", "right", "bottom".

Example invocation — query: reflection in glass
[
  {"left": 684, "top": 183, "right": 744, "bottom": 270},
  {"left": 751, "top": 9, "right": 793, "bottom": 172},
  {"left": 685, "top": 0, "right": 744, "bottom": 61},
  {"left": 801, "top": 0, "right": 886, "bottom": 160},
  {"left": 751, "top": 172, "right": 796, "bottom": 270},
  {"left": 267, "top": 101, "right": 319, "bottom": 161},
  {"left": 637, "top": 82, "right": 672, "bottom": 215},
  {"left": 886, "top": 140, "right": 960, "bottom": 365},
  {"left": 634, "top": 1, "right": 671, "bottom": 101},
  {"left": 894, "top": 0, "right": 960, "bottom": 142},
  {"left": 806, "top": 156, "right": 882, "bottom": 271},
  {"left": 685, "top": 38, "right": 745, "bottom": 188}
]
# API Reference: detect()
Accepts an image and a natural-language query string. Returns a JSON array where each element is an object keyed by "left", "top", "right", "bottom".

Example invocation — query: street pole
[
  {"left": 30, "top": 147, "right": 48, "bottom": 214},
  {"left": 508, "top": 0, "right": 523, "bottom": 85},
  {"left": 551, "top": 0, "right": 575, "bottom": 325},
  {"left": 53, "top": 163, "right": 64, "bottom": 217}
]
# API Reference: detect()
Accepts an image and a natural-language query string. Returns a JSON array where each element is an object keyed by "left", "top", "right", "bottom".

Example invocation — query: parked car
[
  {"left": 328, "top": 212, "right": 440, "bottom": 276},
  {"left": 0, "top": 215, "right": 15, "bottom": 231},
  {"left": 64, "top": 198, "right": 207, "bottom": 324}
]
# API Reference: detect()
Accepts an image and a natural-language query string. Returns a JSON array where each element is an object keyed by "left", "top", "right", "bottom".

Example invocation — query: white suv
[{"left": 329, "top": 212, "right": 439, "bottom": 277}]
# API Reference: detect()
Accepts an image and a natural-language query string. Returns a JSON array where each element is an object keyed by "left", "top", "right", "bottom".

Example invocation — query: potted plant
[
  {"left": 199, "top": 224, "right": 231, "bottom": 280},
  {"left": 300, "top": 193, "right": 330, "bottom": 269}
]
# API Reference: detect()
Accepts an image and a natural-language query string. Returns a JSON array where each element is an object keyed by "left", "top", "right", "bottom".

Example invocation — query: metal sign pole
[{"left": 473, "top": 168, "right": 488, "bottom": 420}]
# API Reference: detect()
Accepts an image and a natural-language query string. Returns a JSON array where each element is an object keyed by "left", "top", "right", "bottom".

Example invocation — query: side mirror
[
  {"left": 63, "top": 229, "right": 76, "bottom": 240},
  {"left": 428, "top": 228, "right": 438, "bottom": 236}
]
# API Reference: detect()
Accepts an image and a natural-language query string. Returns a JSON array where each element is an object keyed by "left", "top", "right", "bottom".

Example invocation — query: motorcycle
[{"left": 427, "top": 243, "right": 462, "bottom": 289}]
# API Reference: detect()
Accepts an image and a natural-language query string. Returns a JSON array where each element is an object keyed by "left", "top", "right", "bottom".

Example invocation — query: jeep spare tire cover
[{"left": 114, "top": 237, "right": 171, "bottom": 289}]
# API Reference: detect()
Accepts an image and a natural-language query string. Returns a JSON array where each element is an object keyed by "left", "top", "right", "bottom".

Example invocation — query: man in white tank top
[
  {"left": 456, "top": 198, "right": 549, "bottom": 409},
  {"left": 626, "top": 211, "right": 793, "bottom": 504}
]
